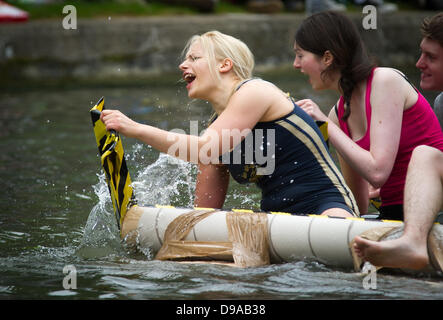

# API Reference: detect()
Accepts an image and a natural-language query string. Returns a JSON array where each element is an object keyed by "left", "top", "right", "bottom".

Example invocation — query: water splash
[
  {"left": 78, "top": 145, "right": 198, "bottom": 259},
  {"left": 76, "top": 173, "right": 121, "bottom": 259},
  {"left": 132, "top": 152, "right": 197, "bottom": 208}
]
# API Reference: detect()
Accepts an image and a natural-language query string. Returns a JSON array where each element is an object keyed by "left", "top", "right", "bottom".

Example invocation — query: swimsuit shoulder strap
[
  {"left": 390, "top": 68, "right": 418, "bottom": 91},
  {"left": 235, "top": 77, "right": 263, "bottom": 91}
]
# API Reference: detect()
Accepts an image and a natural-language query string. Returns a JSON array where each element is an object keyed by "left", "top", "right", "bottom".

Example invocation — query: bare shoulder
[
  {"left": 372, "top": 67, "right": 416, "bottom": 92},
  {"left": 372, "top": 68, "right": 410, "bottom": 96},
  {"left": 372, "top": 67, "right": 417, "bottom": 108},
  {"left": 327, "top": 99, "right": 340, "bottom": 125},
  {"left": 226, "top": 79, "right": 276, "bottom": 119},
  {"left": 372, "top": 67, "right": 407, "bottom": 85},
  {"left": 233, "top": 78, "right": 286, "bottom": 107},
  {"left": 236, "top": 78, "right": 281, "bottom": 96},
  {"left": 235, "top": 78, "right": 292, "bottom": 121}
]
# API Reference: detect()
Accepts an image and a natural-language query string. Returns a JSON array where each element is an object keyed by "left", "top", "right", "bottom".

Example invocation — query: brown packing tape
[
  {"left": 121, "top": 205, "right": 144, "bottom": 245},
  {"left": 155, "top": 209, "right": 218, "bottom": 261},
  {"left": 226, "top": 211, "right": 270, "bottom": 268},
  {"left": 154, "top": 240, "right": 233, "bottom": 261},
  {"left": 428, "top": 226, "right": 443, "bottom": 273},
  {"left": 349, "top": 226, "right": 400, "bottom": 272},
  {"left": 152, "top": 209, "right": 271, "bottom": 268}
]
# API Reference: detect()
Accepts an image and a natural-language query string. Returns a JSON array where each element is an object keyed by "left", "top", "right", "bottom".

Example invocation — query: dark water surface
[{"left": 1, "top": 68, "right": 442, "bottom": 301}]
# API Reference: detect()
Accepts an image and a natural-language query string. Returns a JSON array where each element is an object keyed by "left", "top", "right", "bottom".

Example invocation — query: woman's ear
[
  {"left": 219, "top": 58, "right": 234, "bottom": 73},
  {"left": 323, "top": 50, "right": 334, "bottom": 67}
]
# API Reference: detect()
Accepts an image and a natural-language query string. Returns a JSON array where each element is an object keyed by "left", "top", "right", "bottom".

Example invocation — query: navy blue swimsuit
[{"left": 220, "top": 80, "right": 359, "bottom": 216}]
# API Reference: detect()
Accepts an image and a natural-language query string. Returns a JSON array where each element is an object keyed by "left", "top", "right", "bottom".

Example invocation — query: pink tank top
[{"left": 337, "top": 68, "right": 443, "bottom": 207}]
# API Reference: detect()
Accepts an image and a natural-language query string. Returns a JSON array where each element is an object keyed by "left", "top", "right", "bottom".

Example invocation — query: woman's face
[
  {"left": 179, "top": 41, "right": 213, "bottom": 99},
  {"left": 293, "top": 44, "right": 330, "bottom": 91}
]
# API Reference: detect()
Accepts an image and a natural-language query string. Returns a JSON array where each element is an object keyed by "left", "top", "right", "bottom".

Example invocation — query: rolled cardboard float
[{"left": 120, "top": 205, "right": 443, "bottom": 273}]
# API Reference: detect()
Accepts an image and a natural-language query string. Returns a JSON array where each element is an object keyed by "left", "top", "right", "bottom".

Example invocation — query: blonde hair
[{"left": 182, "top": 30, "right": 255, "bottom": 82}]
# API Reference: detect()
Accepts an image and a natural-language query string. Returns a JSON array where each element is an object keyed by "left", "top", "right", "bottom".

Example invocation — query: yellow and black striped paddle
[
  {"left": 90, "top": 97, "right": 136, "bottom": 230},
  {"left": 316, "top": 120, "right": 329, "bottom": 148}
]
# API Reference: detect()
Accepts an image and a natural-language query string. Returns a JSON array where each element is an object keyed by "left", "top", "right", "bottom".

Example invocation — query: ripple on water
[{"left": 48, "top": 290, "right": 78, "bottom": 297}]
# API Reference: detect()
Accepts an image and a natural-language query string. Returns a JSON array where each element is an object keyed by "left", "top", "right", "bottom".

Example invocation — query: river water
[{"left": 1, "top": 67, "right": 442, "bottom": 303}]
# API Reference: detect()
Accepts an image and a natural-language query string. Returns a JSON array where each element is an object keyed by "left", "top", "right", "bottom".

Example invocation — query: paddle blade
[{"left": 90, "top": 97, "right": 136, "bottom": 230}]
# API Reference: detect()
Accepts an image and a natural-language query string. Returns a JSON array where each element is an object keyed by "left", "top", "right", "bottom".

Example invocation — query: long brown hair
[{"left": 295, "top": 11, "right": 375, "bottom": 120}]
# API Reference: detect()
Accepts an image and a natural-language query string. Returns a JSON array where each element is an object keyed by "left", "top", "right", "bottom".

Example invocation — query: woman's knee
[{"left": 411, "top": 145, "right": 441, "bottom": 164}]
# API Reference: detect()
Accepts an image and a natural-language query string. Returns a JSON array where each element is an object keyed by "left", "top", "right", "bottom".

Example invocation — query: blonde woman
[{"left": 101, "top": 30, "right": 359, "bottom": 217}]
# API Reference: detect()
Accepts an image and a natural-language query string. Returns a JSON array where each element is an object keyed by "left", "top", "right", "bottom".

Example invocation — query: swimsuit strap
[
  {"left": 390, "top": 68, "right": 417, "bottom": 91},
  {"left": 235, "top": 78, "right": 255, "bottom": 91}
]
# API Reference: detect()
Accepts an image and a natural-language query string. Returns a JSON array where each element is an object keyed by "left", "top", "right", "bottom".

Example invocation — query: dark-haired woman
[{"left": 293, "top": 11, "right": 443, "bottom": 220}]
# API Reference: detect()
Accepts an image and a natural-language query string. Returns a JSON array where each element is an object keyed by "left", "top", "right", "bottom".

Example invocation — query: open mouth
[{"left": 183, "top": 73, "right": 196, "bottom": 84}]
